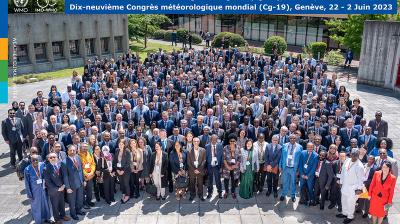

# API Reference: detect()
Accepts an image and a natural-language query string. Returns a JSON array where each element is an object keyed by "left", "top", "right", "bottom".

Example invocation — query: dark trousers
[
  {"left": 119, "top": 171, "right": 130, "bottom": 196},
  {"left": 172, "top": 39, "right": 177, "bottom": 46},
  {"left": 103, "top": 174, "right": 115, "bottom": 203},
  {"left": 330, "top": 181, "right": 342, "bottom": 209},
  {"left": 189, "top": 173, "right": 204, "bottom": 198},
  {"left": 9, "top": 140, "right": 23, "bottom": 166},
  {"left": 224, "top": 171, "right": 237, "bottom": 194},
  {"left": 93, "top": 179, "right": 105, "bottom": 200},
  {"left": 49, "top": 190, "right": 66, "bottom": 221},
  {"left": 67, "top": 186, "right": 83, "bottom": 218},
  {"left": 84, "top": 179, "right": 94, "bottom": 205},
  {"left": 130, "top": 171, "right": 142, "bottom": 197},
  {"left": 345, "top": 57, "right": 352, "bottom": 65},
  {"left": 254, "top": 165, "right": 267, "bottom": 192},
  {"left": 266, "top": 171, "right": 279, "bottom": 193},
  {"left": 300, "top": 177, "right": 315, "bottom": 202},
  {"left": 167, "top": 165, "right": 173, "bottom": 191},
  {"left": 357, "top": 198, "right": 370, "bottom": 213},
  {"left": 207, "top": 166, "right": 222, "bottom": 194},
  {"left": 314, "top": 178, "right": 328, "bottom": 206}
]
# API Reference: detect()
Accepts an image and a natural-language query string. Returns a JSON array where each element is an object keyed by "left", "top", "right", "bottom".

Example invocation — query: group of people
[{"left": 2, "top": 43, "right": 398, "bottom": 224}]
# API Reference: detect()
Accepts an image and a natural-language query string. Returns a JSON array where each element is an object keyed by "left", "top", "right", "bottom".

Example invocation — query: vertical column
[
  {"left": 27, "top": 23, "right": 37, "bottom": 73},
  {"left": 122, "top": 17, "right": 129, "bottom": 53},
  {"left": 95, "top": 20, "right": 101, "bottom": 57},
  {"left": 0, "top": 0, "right": 7, "bottom": 103},
  {"left": 63, "top": 22, "right": 71, "bottom": 67},
  {"left": 109, "top": 19, "right": 115, "bottom": 59},
  {"left": 79, "top": 21, "right": 86, "bottom": 63},
  {"left": 46, "top": 23, "right": 54, "bottom": 70}
]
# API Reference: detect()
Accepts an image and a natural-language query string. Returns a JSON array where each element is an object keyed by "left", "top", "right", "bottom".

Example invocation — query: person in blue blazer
[
  {"left": 157, "top": 111, "right": 174, "bottom": 136},
  {"left": 190, "top": 116, "right": 205, "bottom": 137},
  {"left": 298, "top": 142, "right": 319, "bottom": 206},
  {"left": 264, "top": 135, "right": 282, "bottom": 198},
  {"left": 339, "top": 119, "right": 359, "bottom": 148},
  {"left": 205, "top": 134, "right": 224, "bottom": 199},
  {"left": 279, "top": 134, "right": 302, "bottom": 202},
  {"left": 64, "top": 145, "right": 85, "bottom": 220},
  {"left": 357, "top": 127, "right": 377, "bottom": 154}
]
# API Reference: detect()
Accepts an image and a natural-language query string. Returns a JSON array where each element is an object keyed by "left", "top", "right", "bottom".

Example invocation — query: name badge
[
  {"left": 84, "top": 164, "right": 90, "bottom": 169},
  {"left": 212, "top": 157, "right": 218, "bottom": 166},
  {"left": 12, "top": 127, "right": 16, "bottom": 131},
  {"left": 336, "top": 173, "right": 341, "bottom": 178},
  {"left": 36, "top": 179, "right": 42, "bottom": 184},
  {"left": 288, "top": 155, "right": 293, "bottom": 160},
  {"left": 373, "top": 131, "right": 378, "bottom": 135},
  {"left": 117, "top": 162, "right": 122, "bottom": 168},
  {"left": 179, "top": 162, "right": 184, "bottom": 168},
  {"left": 194, "top": 161, "right": 199, "bottom": 168},
  {"left": 304, "top": 164, "right": 308, "bottom": 169},
  {"left": 246, "top": 161, "right": 250, "bottom": 166},
  {"left": 315, "top": 171, "right": 319, "bottom": 176},
  {"left": 230, "top": 159, "right": 236, "bottom": 164}
]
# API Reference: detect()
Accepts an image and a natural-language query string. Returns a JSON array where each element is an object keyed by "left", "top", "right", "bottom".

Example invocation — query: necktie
[
  {"left": 117, "top": 123, "right": 121, "bottom": 130},
  {"left": 208, "top": 117, "right": 211, "bottom": 127},
  {"left": 164, "top": 121, "right": 167, "bottom": 128}
]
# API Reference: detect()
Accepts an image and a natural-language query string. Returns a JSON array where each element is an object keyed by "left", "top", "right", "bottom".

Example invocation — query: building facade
[
  {"left": 171, "top": 15, "right": 346, "bottom": 50},
  {"left": 8, "top": 14, "right": 129, "bottom": 75},
  {"left": 358, "top": 20, "right": 400, "bottom": 92}
]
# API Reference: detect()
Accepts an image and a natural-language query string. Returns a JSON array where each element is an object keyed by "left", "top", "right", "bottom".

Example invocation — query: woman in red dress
[{"left": 368, "top": 161, "right": 397, "bottom": 224}]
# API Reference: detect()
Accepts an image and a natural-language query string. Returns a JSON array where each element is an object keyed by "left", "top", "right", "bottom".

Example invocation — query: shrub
[
  {"left": 211, "top": 32, "right": 247, "bottom": 48},
  {"left": 306, "top": 42, "right": 327, "bottom": 59},
  {"left": 264, "top": 36, "right": 287, "bottom": 55},
  {"left": 163, "top": 30, "right": 173, "bottom": 41},
  {"left": 177, "top": 28, "right": 189, "bottom": 42},
  {"left": 324, "top": 50, "right": 345, "bottom": 66},
  {"left": 191, "top": 33, "right": 203, "bottom": 45},
  {"left": 153, "top": 29, "right": 166, "bottom": 39}
]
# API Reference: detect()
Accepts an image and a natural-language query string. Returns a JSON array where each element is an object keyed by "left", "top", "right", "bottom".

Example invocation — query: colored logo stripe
[
  {"left": 0, "top": 0, "right": 7, "bottom": 103},
  {"left": 0, "top": 38, "right": 8, "bottom": 61}
]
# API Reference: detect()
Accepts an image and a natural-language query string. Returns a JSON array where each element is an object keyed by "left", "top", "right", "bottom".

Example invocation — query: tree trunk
[{"left": 144, "top": 24, "right": 148, "bottom": 48}]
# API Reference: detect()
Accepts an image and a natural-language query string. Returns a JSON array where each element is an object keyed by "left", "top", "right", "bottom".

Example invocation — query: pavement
[{"left": 0, "top": 42, "right": 399, "bottom": 223}]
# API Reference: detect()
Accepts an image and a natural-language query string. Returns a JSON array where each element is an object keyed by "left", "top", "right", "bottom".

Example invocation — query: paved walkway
[{"left": 0, "top": 53, "right": 398, "bottom": 224}]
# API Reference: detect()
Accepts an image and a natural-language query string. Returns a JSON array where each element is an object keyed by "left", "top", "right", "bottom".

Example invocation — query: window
[
  {"left": 52, "top": 41, "right": 64, "bottom": 59},
  {"left": 208, "top": 15, "right": 215, "bottom": 34},
  {"left": 114, "top": 36, "right": 123, "bottom": 52},
  {"left": 34, "top": 43, "right": 47, "bottom": 61},
  {"left": 85, "top": 38, "right": 95, "bottom": 56},
  {"left": 17, "top": 45, "right": 29, "bottom": 64},
  {"left": 69, "top": 40, "right": 80, "bottom": 57},
  {"left": 101, "top": 37, "right": 110, "bottom": 54}
]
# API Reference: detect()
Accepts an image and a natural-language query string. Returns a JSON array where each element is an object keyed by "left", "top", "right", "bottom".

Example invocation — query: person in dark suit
[
  {"left": 367, "top": 111, "right": 388, "bottom": 138},
  {"left": 328, "top": 151, "right": 346, "bottom": 211},
  {"left": 349, "top": 108, "right": 361, "bottom": 125},
  {"left": 99, "top": 131, "right": 116, "bottom": 154},
  {"left": 23, "top": 104, "right": 36, "bottom": 148},
  {"left": 102, "top": 105, "right": 115, "bottom": 123},
  {"left": 43, "top": 152, "right": 71, "bottom": 223},
  {"left": 47, "top": 115, "right": 62, "bottom": 135},
  {"left": 144, "top": 102, "right": 160, "bottom": 126},
  {"left": 264, "top": 135, "right": 282, "bottom": 197},
  {"left": 113, "top": 141, "right": 131, "bottom": 203},
  {"left": 2, "top": 109, "right": 25, "bottom": 168},
  {"left": 314, "top": 150, "right": 334, "bottom": 210},
  {"left": 112, "top": 114, "right": 128, "bottom": 131},
  {"left": 187, "top": 137, "right": 207, "bottom": 201},
  {"left": 344, "top": 48, "right": 353, "bottom": 67},
  {"left": 158, "top": 129, "right": 174, "bottom": 192},
  {"left": 205, "top": 134, "right": 224, "bottom": 199},
  {"left": 299, "top": 142, "right": 319, "bottom": 206},
  {"left": 149, "top": 142, "right": 169, "bottom": 200},
  {"left": 339, "top": 119, "right": 359, "bottom": 148},
  {"left": 157, "top": 112, "right": 174, "bottom": 136},
  {"left": 358, "top": 127, "right": 377, "bottom": 154},
  {"left": 324, "top": 126, "right": 339, "bottom": 148},
  {"left": 64, "top": 145, "right": 85, "bottom": 220},
  {"left": 190, "top": 116, "right": 205, "bottom": 137},
  {"left": 169, "top": 141, "right": 188, "bottom": 200}
]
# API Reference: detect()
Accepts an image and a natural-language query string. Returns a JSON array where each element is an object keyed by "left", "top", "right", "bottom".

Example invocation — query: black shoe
[
  {"left": 299, "top": 201, "right": 306, "bottom": 205},
  {"left": 71, "top": 216, "right": 79, "bottom": 221},
  {"left": 83, "top": 205, "right": 91, "bottom": 209},
  {"left": 169, "top": 187, "right": 174, "bottom": 193},
  {"left": 320, "top": 206, "right": 324, "bottom": 210},
  {"left": 200, "top": 197, "right": 205, "bottom": 201},
  {"left": 189, "top": 196, "right": 194, "bottom": 201},
  {"left": 95, "top": 197, "right": 100, "bottom": 202},
  {"left": 161, "top": 196, "right": 166, "bottom": 200},
  {"left": 88, "top": 202, "right": 95, "bottom": 207},
  {"left": 45, "top": 220, "right": 55, "bottom": 224},
  {"left": 77, "top": 211, "right": 86, "bottom": 216},
  {"left": 156, "top": 196, "right": 161, "bottom": 201},
  {"left": 218, "top": 193, "right": 223, "bottom": 199},
  {"left": 343, "top": 218, "right": 353, "bottom": 224},
  {"left": 336, "top": 214, "right": 346, "bottom": 218},
  {"left": 338, "top": 208, "right": 342, "bottom": 213},
  {"left": 362, "top": 213, "right": 368, "bottom": 218},
  {"left": 273, "top": 192, "right": 278, "bottom": 198},
  {"left": 355, "top": 210, "right": 361, "bottom": 214},
  {"left": 309, "top": 201, "right": 316, "bottom": 206},
  {"left": 280, "top": 196, "right": 285, "bottom": 201},
  {"left": 207, "top": 194, "right": 212, "bottom": 199},
  {"left": 135, "top": 194, "right": 140, "bottom": 199},
  {"left": 328, "top": 204, "right": 335, "bottom": 209},
  {"left": 266, "top": 191, "right": 271, "bottom": 197},
  {"left": 291, "top": 197, "right": 296, "bottom": 202},
  {"left": 106, "top": 201, "right": 111, "bottom": 205}
]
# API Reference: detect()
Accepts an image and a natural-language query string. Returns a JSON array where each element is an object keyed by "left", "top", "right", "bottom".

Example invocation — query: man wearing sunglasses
[
  {"left": 2, "top": 109, "right": 25, "bottom": 169},
  {"left": 375, "top": 148, "right": 398, "bottom": 178}
]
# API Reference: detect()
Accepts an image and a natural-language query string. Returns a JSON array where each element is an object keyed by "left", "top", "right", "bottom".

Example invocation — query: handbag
[
  {"left": 145, "top": 178, "right": 157, "bottom": 196},
  {"left": 175, "top": 175, "right": 188, "bottom": 189}
]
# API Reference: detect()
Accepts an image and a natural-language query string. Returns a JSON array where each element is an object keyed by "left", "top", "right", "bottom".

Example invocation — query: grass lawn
[
  {"left": 9, "top": 67, "right": 83, "bottom": 86},
  {"left": 130, "top": 40, "right": 180, "bottom": 59}
]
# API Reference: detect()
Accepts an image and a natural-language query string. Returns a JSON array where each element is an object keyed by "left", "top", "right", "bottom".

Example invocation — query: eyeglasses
[
  {"left": 230, "top": 140, "right": 236, "bottom": 143},
  {"left": 49, "top": 156, "right": 56, "bottom": 159},
  {"left": 379, "top": 153, "right": 386, "bottom": 155}
]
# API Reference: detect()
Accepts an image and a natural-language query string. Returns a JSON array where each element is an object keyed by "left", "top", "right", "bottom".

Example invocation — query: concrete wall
[
  {"left": 358, "top": 21, "right": 400, "bottom": 91},
  {"left": 8, "top": 14, "right": 129, "bottom": 75}
]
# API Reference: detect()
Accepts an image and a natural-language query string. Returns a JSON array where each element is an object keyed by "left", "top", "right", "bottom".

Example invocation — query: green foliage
[
  {"left": 324, "top": 50, "right": 345, "bottom": 66},
  {"left": 153, "top": 30, "right": 167, "bottom": 39},
  {"left": 264, "top": 36, "right": 287, "bottom": 55},
  {"left": 177, "top": 28, "right": 189, "bottom": 42},
  {"left": 211, "top": 32, "right": 247, "bottom": 48},
  {"left": 163, "top": 30, "right": 174, "bottom": 41},
  {"left": 304, "top": 42, "right": 327, "bottom": 59},
  {"left": 128, "top": 15, "right": 171, "bottom": 48},
  {"left": 325, "top": 15, "right": 395, "bottom": 56},
  {"left": 191, "top": 34, "right": 203, "bottom": 45}
]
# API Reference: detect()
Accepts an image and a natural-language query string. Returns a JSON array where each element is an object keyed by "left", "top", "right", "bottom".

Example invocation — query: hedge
[
  {"left": 163, "top": 30, "right": 174, "bottom": 41},
  {"left": 191, "top": 33, "right": 203, "bottom": 45},
  {"left": 324, "top": 50, "right": 345, "bottom": 66},
  {"left": 211, "top": 32, "right": 247, "bottom": 48},
  {"left": 306, "top": 42, "right": 327, "bottom": 59},
  {"left": 264, "top": 36, "right": 287, "bottom": 55},
  {"left": 153, "top": 30, "right": 167, "bottom": 40},
  {"left": 177, "top": 28, "right": 189, "bottom": 42}
]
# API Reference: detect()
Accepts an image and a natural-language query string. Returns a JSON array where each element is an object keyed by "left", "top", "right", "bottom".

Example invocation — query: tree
[
  {"left": 325, "top": 9, "right": 399, "bottom": 56},
  {"left": 128, "top": 15, "right": 171, "bottom": 48}
]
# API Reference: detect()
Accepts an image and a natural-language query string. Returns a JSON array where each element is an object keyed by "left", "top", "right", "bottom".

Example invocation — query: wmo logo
[
  {"left": 35, "top": 0, "right": 58, "bottom": 12},
  {"left": 13, "top": 0, "right": 29, "bottom": 12}
]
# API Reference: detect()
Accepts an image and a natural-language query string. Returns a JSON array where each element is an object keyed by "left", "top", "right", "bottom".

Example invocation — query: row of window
[{"left": 16, "top": 36, "right": 124, "bottom": 64}]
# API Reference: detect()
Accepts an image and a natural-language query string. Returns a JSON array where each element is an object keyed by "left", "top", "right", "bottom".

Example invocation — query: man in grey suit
[
  {"left": 187, "top": 137, "right": 206, "bottom": 201},
  {"left": 64, "top": 145, "right": 85, "bottom": 220},
  {"left": 314, "top": 150, "right": 334, "bottom": 210},
  {"left": 368, "top": 111, "right": 388, "bottom": 138},
  {"left": 2, "top": 109, "right": 25, "bottom": 168}
]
